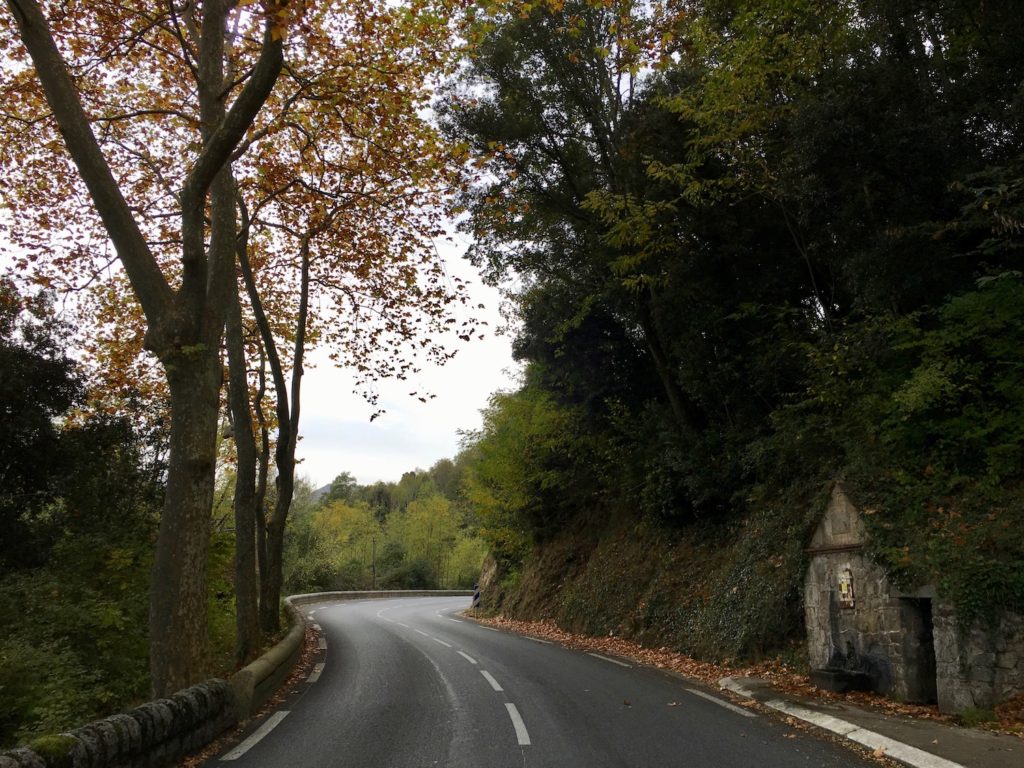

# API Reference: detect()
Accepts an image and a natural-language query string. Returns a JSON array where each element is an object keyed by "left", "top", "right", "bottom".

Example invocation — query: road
[{"left": 211, "top": 596, "right": 876, "bottom": 768}]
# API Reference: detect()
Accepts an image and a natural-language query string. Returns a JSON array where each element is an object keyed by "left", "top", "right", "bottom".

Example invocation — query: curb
[
  {"left": 229, "top": 599, "right": 307, "bottom": 720},
  {"left": 288, "top": 589, "right": 473, "bottom": 606},
  {"left": 718, "top": 677, "right": 966, "bottom": 768}
]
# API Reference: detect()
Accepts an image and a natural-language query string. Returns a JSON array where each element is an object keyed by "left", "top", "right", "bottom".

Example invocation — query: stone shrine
[{"left": 804, "top": 485, "right": 1023, "bottom": 712}]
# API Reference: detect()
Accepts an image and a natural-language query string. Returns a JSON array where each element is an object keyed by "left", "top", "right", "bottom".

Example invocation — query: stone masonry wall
[
  {"left": 933, "top": 604, "right": 1024, "bottom": 712},
  {"left": 806, "top": 484, "right": 1024, "bottom": 712},
  {"left": 805, "top": 550, "right": 904, "bottom": 697}
]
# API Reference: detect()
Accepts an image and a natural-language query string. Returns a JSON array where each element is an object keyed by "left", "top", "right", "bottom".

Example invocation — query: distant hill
[{"left": 310, "top": 483, "right": 331, "bottom": 504}]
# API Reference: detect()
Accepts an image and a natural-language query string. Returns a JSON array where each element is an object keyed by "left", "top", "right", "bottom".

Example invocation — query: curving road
[{"left": 210, "top": 596, "right": 875, "bottom": 767}]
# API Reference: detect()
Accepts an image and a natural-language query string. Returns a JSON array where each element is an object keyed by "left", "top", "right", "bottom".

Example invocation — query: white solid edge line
[
  {"left": 718, "top": 677, "right": 755, "bottom": 698},
  {"left": 505, "top": 703, "right": 531, "bottom": 746},
  {"left": 317, "top": 637, "right": 327, "bottom": 650},
  {"left": 762, "top": 699, "right": 966, "bottom": 768},
  {"left": 481, "top": 626, "right": 500, "bottom": 632},
  {"left": 458, "top": 651, "right": 478, "bottom": 664},
  {"left": 448, "top": 618, "right": 464, "bottom": 624},
  {"left": 306, "top": 662, "right": 325, "bottom": 683},
  {"left": 481, "top": 670, "right": 504, "bottom": 691},
  {"left": 685, "top": 688, "right": 757, "bottom": 718},
  {"left": 221, "top": 711, "right": 289, "bottom": 761},
  {"left": 587, "top": 652, "right": 631, "bottom": 668},
  {"left": 433, "top": 638, "right": 453, "bottom": 648},
  {"left": 527, "top": 637, "right": 552, "bottom": 645}
]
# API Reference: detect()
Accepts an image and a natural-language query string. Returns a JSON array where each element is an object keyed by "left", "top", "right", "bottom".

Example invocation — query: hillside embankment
[{"left": 478, "top": 500, "right": 822, "bottom": 666}]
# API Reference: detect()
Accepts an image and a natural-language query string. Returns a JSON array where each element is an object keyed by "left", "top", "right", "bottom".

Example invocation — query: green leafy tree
[
  {"left": 0, "top": 280, "right": 82, "bottom": 567},
  {"left": 0, "top": 292, "right": 163, "bottom": 743}
]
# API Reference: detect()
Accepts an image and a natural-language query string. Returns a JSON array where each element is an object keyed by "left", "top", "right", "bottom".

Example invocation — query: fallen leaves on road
[{"left": 473, "top": 613, "right": 1020, "bottom": 739}]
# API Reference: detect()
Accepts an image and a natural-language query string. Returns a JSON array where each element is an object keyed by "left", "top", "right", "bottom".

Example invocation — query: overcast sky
[{"left": 294, "top": 237, "right": 520, "bottom": 489}]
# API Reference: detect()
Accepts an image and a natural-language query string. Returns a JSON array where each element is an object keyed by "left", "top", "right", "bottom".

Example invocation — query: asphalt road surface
[{"left": 210, "top": 596, "right": 876, "bottom": 768}]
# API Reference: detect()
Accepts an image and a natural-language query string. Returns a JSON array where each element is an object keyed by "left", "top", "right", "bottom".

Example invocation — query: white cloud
[{"left": 294, "top": 239, "right": 520, "bottom": 487}]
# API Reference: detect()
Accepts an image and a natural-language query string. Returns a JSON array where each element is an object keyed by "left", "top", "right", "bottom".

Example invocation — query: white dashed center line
[
  {"left": 505, "top": 703, "right": 531, "bottom": 746},
  {"left": 481, "top": 670, "right": 504, "bottom": 691},
  {"left": 415, "top": 629, "right": 430, "bottom": 637},
  {"left": 433, "top": 638, "right": 452, "bottom": 648},
  {"left": 458, "top": 651, "right": 478, "bottom": 665}
]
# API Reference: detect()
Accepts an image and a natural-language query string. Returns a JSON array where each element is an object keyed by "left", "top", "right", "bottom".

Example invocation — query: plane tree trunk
[{"left": 5, "top": 0, "right": 285, "bottom": 696}]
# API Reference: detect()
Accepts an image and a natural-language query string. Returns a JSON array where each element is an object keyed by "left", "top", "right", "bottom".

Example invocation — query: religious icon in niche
[{"left": 838, "top": 568, "right": 855, "bottom": 609}]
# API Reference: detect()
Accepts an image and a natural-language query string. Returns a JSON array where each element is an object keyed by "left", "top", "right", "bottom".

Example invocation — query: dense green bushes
[{"left": 0, "top": 281, "right": 238, "bottom": 747}]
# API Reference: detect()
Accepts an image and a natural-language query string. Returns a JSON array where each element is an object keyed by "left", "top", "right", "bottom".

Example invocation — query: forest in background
[{"left": 279, "top": 466, "right": 487, "bottom": 595}]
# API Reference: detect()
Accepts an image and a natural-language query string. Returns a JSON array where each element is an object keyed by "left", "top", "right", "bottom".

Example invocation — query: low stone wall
[
  {"left": 288, "top": 589, "right": 473, "bottom": 607},
  {"left": 0, "top": 590, "right": 471, "bottom": 768},
  {"left": 0, "top": 679, "right": 235, "bottom": 768},
  {"left": 229, "top": 597, "right": 307, "bottom": 721}
]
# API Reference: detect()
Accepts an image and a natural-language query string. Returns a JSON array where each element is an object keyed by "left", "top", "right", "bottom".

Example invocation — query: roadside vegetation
[
  {"left": 282, "top": 466, "right": 488, "bottom": 595},
  {"left": 444, "top": 0, "right": 1024, "bottom": 653}
]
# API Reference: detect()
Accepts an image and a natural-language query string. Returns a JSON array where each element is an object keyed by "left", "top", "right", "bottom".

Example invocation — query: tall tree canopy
[{"left": 448, "top": 0, "right": 1024, "bottom": 622}]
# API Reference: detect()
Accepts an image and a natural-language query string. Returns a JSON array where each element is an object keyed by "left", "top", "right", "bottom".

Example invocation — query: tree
[
  {"left": 2, "top": 0, "right": 286, "bottom": 695},
  {"left": 0, "top": 282, "right": 164, "bottom": 745},
  {"left": 224, "top": 290, "right": 262, "bottom": 663},
  {"left": 0, "top": 278, "right": 82, "bottom": 568},
  {"left": 4, "top": 0, "right": 478, "bottom": 686},
  {"left": 441, "top": 0, "right": 812, "bottom": 516},
  {"left": 222, "top": 0, "right": 475, "bottom": 633},
  {"left": 324, "top": 472, "right": 358, "bottom": 505},
  {"left": 460, "top": 383, "right": 598, "bottom": 561},
  {"left": 450, "top": 0, "right": 1024, "bottom": 628}
]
